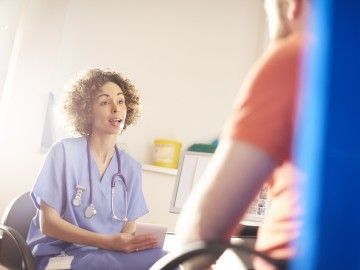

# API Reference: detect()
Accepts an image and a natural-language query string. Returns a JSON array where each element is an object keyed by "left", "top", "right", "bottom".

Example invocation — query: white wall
[
  {"left": 0, "top": 0, "right": 23, "bottom": 100},
  {"left": 0, "top": 0, "right": 267, "bottom": 228},
  {"left": 138, "top": 171, "right": 178, "bottom": 231},
  {"left": 0, "top": 0, "right": 70, "bottom": 213}
]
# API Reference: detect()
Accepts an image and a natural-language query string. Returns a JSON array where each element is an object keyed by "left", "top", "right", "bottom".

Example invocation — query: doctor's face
[{"left": 90, "top": 81, "right": 127, "bottom": 135}]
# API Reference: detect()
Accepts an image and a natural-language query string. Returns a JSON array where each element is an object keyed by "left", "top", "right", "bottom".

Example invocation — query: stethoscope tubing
[
  {"left": 85, "top": 138, "right": 128, "bottom": 221},
  {"left": 87, "top": 139, "right": 94, "bottom": 207}
]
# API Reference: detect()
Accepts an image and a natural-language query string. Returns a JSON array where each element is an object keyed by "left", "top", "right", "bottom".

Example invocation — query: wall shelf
[{"left": 142, "top": 164, "right": 178, "bottom": 176}]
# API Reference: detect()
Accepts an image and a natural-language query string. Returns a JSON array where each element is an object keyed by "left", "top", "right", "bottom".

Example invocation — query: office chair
[
  {"left": 0, "top": 192, "right": 36, "bottom": 270},
  {"left": 150, "top": 239, "right": 287, "bottom": 270}
]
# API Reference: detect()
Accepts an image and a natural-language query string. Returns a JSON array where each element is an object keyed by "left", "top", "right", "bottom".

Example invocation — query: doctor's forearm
[{"left": 40, "top": 202, "right": 112, "bottom": 249}]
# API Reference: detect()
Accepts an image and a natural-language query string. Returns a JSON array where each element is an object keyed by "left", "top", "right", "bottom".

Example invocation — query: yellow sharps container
[{"left": 153, "top": 139, "right": 182, "bottom": 169}]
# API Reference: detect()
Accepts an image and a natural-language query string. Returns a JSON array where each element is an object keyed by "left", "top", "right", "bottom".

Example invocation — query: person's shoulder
[
  {"left": 245, "top": 32, "right": 307, "bottom": 89},
  {"left": 120, "top": 150, "right": 141, "bottom": 171},
  {"left": 59, "top": 136, "right": 86, "bottom": 147},
  {"left": 48, "top": 137, "right": 86, "bottom": 156},
  {"left": 233, "top": 33, "right": 307, "bottom": 106},
  {"left": 265, "top": 32, "right": 307, "bottom": 66},
  {"left": 52, "top": 137, "right": 85, "bottom": 149}
]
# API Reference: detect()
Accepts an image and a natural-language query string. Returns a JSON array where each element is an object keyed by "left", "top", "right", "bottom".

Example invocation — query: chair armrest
[
  {"left": 150, "top": 240, "right": 286, "bottom": 270},
  {"left": 0, "top": 224, "right": 36, "bottom": 270}
]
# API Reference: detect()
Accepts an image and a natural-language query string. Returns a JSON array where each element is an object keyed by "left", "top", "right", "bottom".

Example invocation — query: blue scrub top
[{"left": 26, "top": 137, "right": 149, "bottom": 257}]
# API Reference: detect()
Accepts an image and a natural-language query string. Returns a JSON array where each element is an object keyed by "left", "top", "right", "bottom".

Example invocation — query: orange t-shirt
[{"left": 222, "top": 32, "right": 307, "bottom": 263}]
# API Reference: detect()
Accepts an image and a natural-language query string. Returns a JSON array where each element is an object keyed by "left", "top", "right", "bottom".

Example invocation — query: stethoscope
[{"left": 72, "top": 139, "right": 128, "bottom": 222}]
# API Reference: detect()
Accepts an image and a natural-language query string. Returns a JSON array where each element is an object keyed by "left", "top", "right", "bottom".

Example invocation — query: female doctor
[{"left": 26, "top": 69, "right": 164, "bottom": 270}]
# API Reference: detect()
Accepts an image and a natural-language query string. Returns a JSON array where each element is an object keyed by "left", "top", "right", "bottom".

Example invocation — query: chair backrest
[
  {"left": 150, "top": 240, "right": 287, "bottom": 270},
  {"left": 0, "top": 192, "right": 37, "bottom": 270},
  {"left": 1, "top": 192, "right": 37, "bottom": 239},
  {"left": 0, "top": 225, "right": 35, "bottom": 270}
]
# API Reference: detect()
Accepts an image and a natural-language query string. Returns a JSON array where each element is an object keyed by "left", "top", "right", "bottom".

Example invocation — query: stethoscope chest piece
[
  {"left": 85, "top": 204, "right": 97, "bottom": 219},
  {"left": 72, "top": 197, "right": 81, "bottom": 207},
  {"left": 72, "top": 185, "right": 86, "bottom": 207}
]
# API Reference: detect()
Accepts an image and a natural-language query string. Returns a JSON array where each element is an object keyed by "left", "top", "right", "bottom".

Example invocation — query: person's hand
[{"left": 107, "top": 233, "right": 158, "bottom": 253}]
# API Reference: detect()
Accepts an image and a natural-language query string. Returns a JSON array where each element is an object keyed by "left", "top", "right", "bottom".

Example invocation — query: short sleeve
[
  {"left": 126, "top": 163, "right": 148, "bottom": 221},
  {"left": 31, "top": 141, "right": 66, "bottom": 214},
  {"left": 222, "top": 34, "right": 304, "bottom": 164}
]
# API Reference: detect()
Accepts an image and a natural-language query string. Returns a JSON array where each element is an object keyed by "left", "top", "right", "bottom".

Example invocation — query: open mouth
[{"left": 109, "top": 118, "right": 122, "bottom": 127}]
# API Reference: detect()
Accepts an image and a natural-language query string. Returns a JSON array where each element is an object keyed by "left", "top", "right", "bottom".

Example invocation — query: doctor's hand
[{"left": 107, "top": 233, "right": 158, "bottom": 253}]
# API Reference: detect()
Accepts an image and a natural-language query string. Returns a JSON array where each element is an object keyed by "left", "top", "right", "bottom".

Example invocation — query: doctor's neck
[{"left": 88, "top": 133, "right": 117, "bottom": 160}]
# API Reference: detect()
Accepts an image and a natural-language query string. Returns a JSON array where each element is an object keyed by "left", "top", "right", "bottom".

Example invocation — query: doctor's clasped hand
[{"left": 106, "top": 233, "right": 158, "bottom": 253}]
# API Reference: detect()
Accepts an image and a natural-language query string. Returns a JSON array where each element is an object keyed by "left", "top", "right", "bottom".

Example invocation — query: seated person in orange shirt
[{"left": 175, "top": 0, "right": 311, "bottom": 269}]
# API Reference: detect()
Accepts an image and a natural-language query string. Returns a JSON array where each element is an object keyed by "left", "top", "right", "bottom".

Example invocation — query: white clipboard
[{"left": 135, "top": 222, "right": 168, "bottom": 248}]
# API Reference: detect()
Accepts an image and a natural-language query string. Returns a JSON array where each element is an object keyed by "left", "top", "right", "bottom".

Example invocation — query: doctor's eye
[
  {"left": 100, "top": 101, "right": 108, "bottom": 106},
  {"left": 117, "top": 99, "right": 125, "bottom": 105}
]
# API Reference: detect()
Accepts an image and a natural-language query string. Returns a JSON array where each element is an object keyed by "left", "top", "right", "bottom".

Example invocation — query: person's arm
[
  {"left": 175, "top": 139, "right": 276, "bottom": 268},
  {"left": 40, "top": 202, "right": 157, "bottom": 253}
]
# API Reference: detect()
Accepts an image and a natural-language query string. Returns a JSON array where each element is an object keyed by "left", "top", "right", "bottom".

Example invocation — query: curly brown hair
[{"left": 63, "top": 68, "right": 141, "bottom": 136}]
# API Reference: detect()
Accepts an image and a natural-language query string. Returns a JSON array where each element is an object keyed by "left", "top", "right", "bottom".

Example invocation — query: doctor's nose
[{"left": 111, "top": 102, "right": 119, "bottom": 113}]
